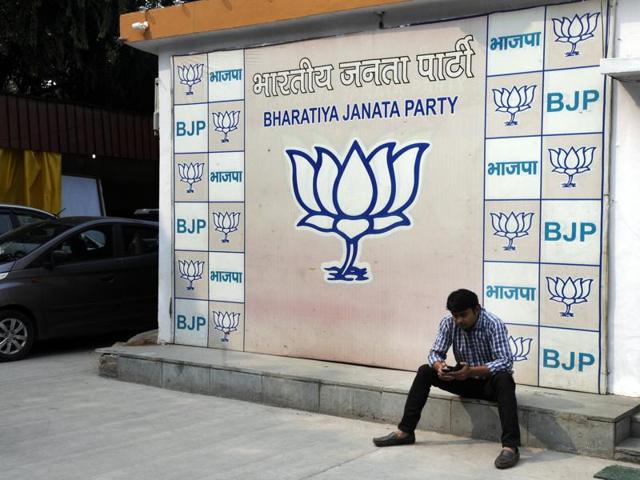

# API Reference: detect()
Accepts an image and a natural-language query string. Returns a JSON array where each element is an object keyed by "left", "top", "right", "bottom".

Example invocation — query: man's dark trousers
[{"left": 398, "top": 364, "right": 521, "bottom": 449}]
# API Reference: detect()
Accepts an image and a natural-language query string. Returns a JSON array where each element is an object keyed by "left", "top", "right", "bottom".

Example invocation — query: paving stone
[
  {"left": 262, "top": 376, "right": 319, "bottom": 412},
  {"left": 118, "top": 357, "right": 162, "bottom": 387},
  {"left": 162, "top": 362, "right": 210, "bottom": 394},
  {"left": 211, "top": 369, "right": 262, "bottom": 402}
]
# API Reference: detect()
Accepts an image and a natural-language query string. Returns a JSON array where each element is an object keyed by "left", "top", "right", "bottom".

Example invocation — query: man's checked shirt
[{"left": 427, "top": 308, "right": 513, "bottom": 375}]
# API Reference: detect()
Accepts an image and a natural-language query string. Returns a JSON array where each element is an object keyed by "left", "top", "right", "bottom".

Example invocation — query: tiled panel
[{"left": 174, "top": 50, "right": 247, "bottom": 350}]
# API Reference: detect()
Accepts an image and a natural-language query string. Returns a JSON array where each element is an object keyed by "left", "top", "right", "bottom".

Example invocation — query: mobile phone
[{"left": 442, "top": 363, "right": 463, "bottom": 373}]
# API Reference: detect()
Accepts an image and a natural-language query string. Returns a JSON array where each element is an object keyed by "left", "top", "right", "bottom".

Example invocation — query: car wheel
[{"left": 0, "top": 310, "right": 35, "bottom": 362}]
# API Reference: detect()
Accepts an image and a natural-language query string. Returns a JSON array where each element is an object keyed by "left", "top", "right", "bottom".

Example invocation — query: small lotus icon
[
  {"left": 178, "top": 260, "right": 205, "bottom": 290},
  {"left": 177, "top": 162, "right": 205, "bottom": 193},
  {"left": 211, "top": 111, "right": 240, "bottom": 143},
  {"left": 552, "top": 13, "right": 600, "bottom": 57},
  {"left": 509, "top": 336, "right": 532, "bottom": 362},
  {"left": 177, "top": 63, "right": 204, "bottom": 95},
  {"left": 492, "top": 85, "right": 536, "bottom": 126},
  {"left": 546, "top": 276, "right": 593, "bottom": 317},
  {"left": 212, "top": 311, "right": 240, "bottom": 342},
  {"left": 212, "top": 212, "right": 241, "bottom": 243},
  {"left": 287, "top": 139, "right": 430, "bottom": 282},
  {"left": 549, "top": 146, "right": 595, "bottom": 188},
  {"left": 490, "top": 212, "right": 534, "bottom": 251}
]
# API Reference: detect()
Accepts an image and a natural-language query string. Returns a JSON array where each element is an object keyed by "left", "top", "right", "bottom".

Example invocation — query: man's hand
[
  {"left": 435, "top": 362, "right": 457, "bottom": 381},
  {"left": 448, "top": 363, "right": 470, "bottom": 381}
]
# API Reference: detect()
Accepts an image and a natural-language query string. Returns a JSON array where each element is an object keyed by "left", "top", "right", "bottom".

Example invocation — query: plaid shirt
[{"left": 427, "top": 308, "right": 513, "bottom": 375}]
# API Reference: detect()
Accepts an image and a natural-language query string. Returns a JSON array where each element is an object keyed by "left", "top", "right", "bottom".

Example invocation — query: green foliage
[{"left": 0, "top": 0, "right": 172, "bottom": 113}]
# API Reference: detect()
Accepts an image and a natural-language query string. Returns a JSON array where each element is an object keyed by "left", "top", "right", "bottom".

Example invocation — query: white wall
[
  {"left": 157, "top": 52, "right": 173, "bottom": 344},
  {"left": 152, "top": 0, "right": 640, "bottom": 396},
  {"left": 608, "top": 0, "right": 640, "bottom": 396}
]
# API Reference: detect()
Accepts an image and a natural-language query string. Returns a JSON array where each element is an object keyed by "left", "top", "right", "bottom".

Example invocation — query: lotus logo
[
  {"left": 549, "top": 146, "right": 595, "bottom": 188},
  {"left": 490, "top": 212, "right": 534, "bottom": 251},
  {"left": 177, "top": 162, "right": 205, "bottom": 193},
  {"left": 287, "top": 139, "right": 430, "bottom": 282},
  {"left": 492, "top": 85, "right": 536, "bottom": 126},
  {"left": 211, "top": 111, "right": 240, "bottom": 143},
  {"left": 509, "top": 336, "right": 533, "bottom": 362},
  {"left": 177, "top": 64, "right": 204, "bottom": 95},
  {"left": 546, "top": 276, "right": 593, "bottom": 317},
  {"left": 212, "top": 311, "right": 240, "bottom": 342},
  {"left": 552, "top": 13, "right": 600, "bottom": 57},
  {"left": 212, "top": 212, "right": 241, "bottom": 243},
  {"left": 178, "top": 260, "right": 205, "bottom": 290}
]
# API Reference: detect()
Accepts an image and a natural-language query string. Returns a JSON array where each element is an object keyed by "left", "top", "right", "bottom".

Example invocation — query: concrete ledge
[{"left": 97, "top": 344, "right": 640, "bottom": 459}]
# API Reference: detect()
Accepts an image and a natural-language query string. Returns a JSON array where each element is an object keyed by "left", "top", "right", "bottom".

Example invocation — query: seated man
[{"left": 373, "top": 288, "right": 520, "bottom": 470}]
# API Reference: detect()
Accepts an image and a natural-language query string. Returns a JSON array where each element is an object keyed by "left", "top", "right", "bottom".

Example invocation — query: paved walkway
[{"left": 0, "top": 349, "right": 634, "bottom": 479}]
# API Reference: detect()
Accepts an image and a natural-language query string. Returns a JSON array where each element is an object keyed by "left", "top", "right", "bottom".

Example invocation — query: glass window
[
  {"left": 15, "top": 213, "right": 48, "bottom": 227},
  {"left": 0, "top": 221, "right": 72, "bottom": 262},
  {"left": 52, "top": 226, "right": 114, "bottom": 264},
  {"left": 0, "top": 214, "right": 13, "bottom": 236},
  {"left": 122, "top": 226, "right": 158, "bottom": 257}
]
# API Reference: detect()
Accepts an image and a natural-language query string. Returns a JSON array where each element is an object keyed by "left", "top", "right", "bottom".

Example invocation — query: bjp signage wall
[{"left": 171, "top": 0, "right": 610, "bottom": 393}]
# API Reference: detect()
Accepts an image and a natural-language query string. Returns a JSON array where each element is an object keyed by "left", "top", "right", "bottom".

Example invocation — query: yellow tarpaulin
[{"left": 0, "top": 148, "right": 61, "bottom": 214}]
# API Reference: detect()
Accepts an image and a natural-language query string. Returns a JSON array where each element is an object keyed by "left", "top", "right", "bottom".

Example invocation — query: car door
[
  {"left": 114, "top": 223, "right": 159, "bottom": 331},
  {"left": 38, "top": 224, "right": 125, "bottom": 336}
]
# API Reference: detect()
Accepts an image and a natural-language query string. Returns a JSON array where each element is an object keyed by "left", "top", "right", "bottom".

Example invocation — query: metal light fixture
[{"left": 131, "top": 21, "right": 149, "bottom": 31}]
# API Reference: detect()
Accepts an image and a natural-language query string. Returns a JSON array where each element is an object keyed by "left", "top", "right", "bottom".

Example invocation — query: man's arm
[
  {"left": 485, "top": 321, "right": 513, "bottom": 374},
  {"left": 428, "top": 317, "right": 453, "bottom": 368}
]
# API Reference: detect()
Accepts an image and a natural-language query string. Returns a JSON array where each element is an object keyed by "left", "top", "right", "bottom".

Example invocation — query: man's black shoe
[
  {"left": 372, "top": 431, "right": 415, "bottom": 447},
  {"left": 494, "top": 447, "right": 519, "bottom": 469}
]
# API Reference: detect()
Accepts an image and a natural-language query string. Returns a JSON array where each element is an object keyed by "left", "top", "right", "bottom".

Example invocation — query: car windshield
[{"left": 0, "top": 222, "right": 72, "bottom": 262}]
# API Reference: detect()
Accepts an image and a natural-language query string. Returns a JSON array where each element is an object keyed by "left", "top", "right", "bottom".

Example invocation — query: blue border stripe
[
  {"left": 487, "top": 131, "right": 603, "bottom": 140},
  {"left": 506, "top": 323, "right": 599, "bottom": 333},
  {"left": 485, "top": 259, "right": 600, "bottom": 268},
  {"left": 487, "top": 64, "right": 600, "bottom": 78},
  {"left": 536, "top": 5, "right": 548, "bottom": 386}
]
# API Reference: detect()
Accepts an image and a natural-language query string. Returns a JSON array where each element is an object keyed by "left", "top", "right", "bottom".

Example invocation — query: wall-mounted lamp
[{"left": 131, "top": 21, "right": 149, "bottom": 31}]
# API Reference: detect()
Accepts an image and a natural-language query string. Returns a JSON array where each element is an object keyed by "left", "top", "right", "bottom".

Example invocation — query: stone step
[
  {"left": 615, "top": 437, "right": 640, "bottom": 464},
  {"left": 97, "top": 344, "right": 640, "bottom": 460},
  {"left": 632, "top": 413, "right": 640, "bottom": 437}
]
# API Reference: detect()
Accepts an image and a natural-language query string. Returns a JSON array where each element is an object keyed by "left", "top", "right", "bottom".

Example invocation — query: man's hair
[{"left": 446, "top": 289, "right": 480, "bottom": 313}]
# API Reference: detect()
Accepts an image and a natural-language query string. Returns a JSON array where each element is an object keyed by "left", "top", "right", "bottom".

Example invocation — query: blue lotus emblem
[
  {"left": 490, "top": 212, "right": 534, "bottom": 251},
  {"left": 177, "top": 64, "right": 204, "bottom": 95},
  {"left": 548, "top": 146, "right": 595, "bottom": 188},
  {"left": 546, "top": 276, "right": 593, "bottom": 317},
  {"left": 178, "top": 260, "right": 205, "bottom": 290},
  {"left": 552, "top": 13, "right": 600, "bottom": 57},
  {"left": 509, "top": 336, "right": 532, "bottom": 362},
  {"left": 287, "top": 139, "right": 430, "bottom": 282},
  {"left": 177, "top": 162, "right": 205, "bottom": 193},
  {"left": 212, "top": 212, "right": 241, "bottom": 243},
  {"left": 211, "top": 111, "right": 240, "bottom": 143},
  {"left": 212, "top": 311, "right": 240, "bottom": 342},
  {"left": 492, "top": 85, "right": 536, "bottom": 126}
]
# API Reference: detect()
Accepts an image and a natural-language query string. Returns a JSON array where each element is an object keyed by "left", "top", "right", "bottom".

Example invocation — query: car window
[
  {"left": 15, "top": 213, "right": 48, "bottom": 227},
  {"left": 122, "top": 225, "right": 158, "bottom": 257},
  {"left": 0, "top": 213, "right": 12, "bottom": 236},
  {"left": 0, "top": 222, "right": 72, "bottom": 262},
  {"left": 52, "top": 226, "right": 114, "bottom": 265}
]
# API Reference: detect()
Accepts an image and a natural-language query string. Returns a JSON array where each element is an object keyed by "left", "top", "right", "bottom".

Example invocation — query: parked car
[
  {"left": 0, "top": 217, "right": 158, "bottom": 361},
  {"left": 133, "top": 208, "right": 159, "bottom": 222},
  {"left": 0, "top": 204, "right": 56, "bottom": 236}
]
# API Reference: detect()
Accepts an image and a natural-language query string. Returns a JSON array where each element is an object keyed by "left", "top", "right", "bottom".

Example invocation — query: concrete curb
[{"left": 97, "top": 345, "right": 640, "bottom": 459}]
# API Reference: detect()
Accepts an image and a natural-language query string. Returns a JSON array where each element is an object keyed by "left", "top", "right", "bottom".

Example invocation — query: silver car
[{"left": 0, "top": 204, "right": 56, "bottom": 236}]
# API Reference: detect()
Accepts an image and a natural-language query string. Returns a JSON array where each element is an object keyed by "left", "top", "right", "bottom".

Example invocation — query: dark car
[
  {"left": 0, "top": 204, "right": 56, "bottom": 236},
  {"left": 0, "top": 217, "right": 158, "bottom": 361}
]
